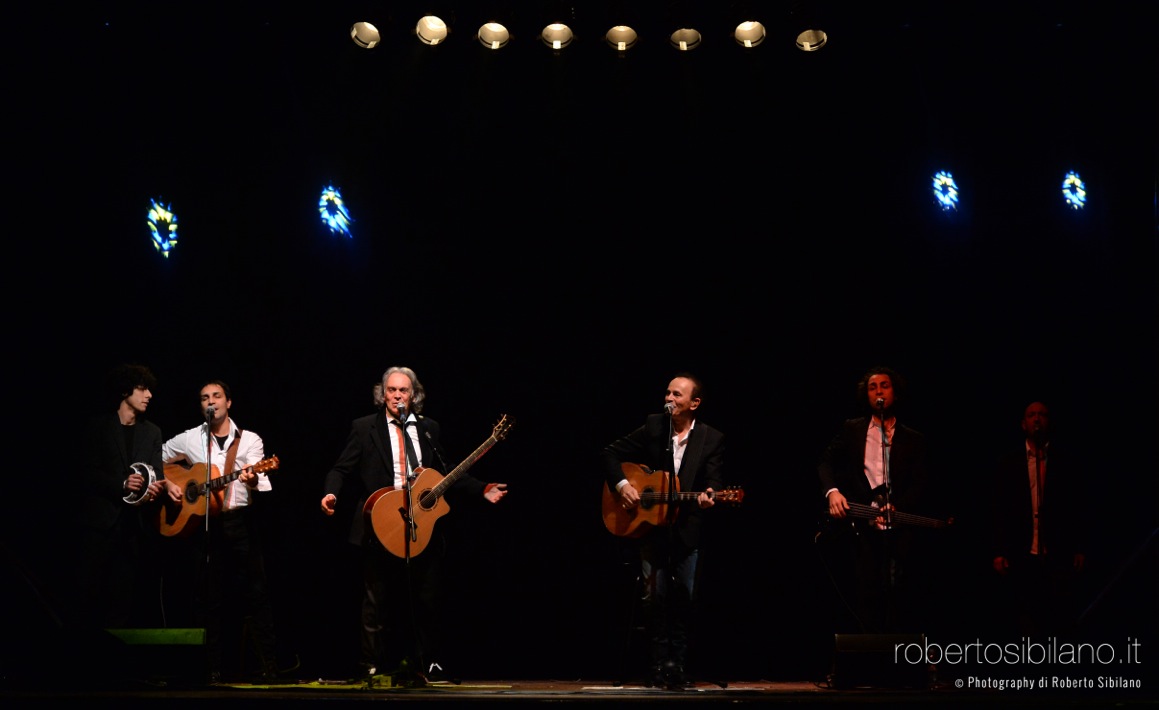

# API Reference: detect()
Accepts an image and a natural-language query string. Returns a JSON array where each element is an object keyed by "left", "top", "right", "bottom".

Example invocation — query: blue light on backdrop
[
  {"left": 932, "top": 171, "right": 959, "bottom": 212},
  {"left": 1061, "top": 170, "right": 1087, "bottom": 210},
  {"left": 147, "top": 199, "right": 178, "bottom": 257},
  {"left": 319, "top": 185, "right": 353, "bottom": 238}
]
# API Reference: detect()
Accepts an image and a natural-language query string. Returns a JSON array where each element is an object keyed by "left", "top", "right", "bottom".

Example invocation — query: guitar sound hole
[
  {"left": 640, "top": 489, "right": 654, "bottom": 509},
  {"left": 184, "top": 483, "right": 199, "bottom": 502}
]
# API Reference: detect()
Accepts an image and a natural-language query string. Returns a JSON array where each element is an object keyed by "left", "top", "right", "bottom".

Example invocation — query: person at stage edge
[
  {"left": 76, "top": 364, "right": 180, "bottom": 629},
  {"left": 817, "top": 365, "right": 930, "bottom": 635},
  {"left": 320, "top": 366, "right": 508, "bottom": 685},
  {"left": 989, "top": 400, "right": 1088, "bottom": 638},
  {"left": 601, "top": 372, "right": 725, "bottom": 690},
  {"left": 161, "top": 379, "right": 281, "bottom": 684}
]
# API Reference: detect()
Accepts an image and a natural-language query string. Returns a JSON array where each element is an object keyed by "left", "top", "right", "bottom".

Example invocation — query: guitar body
[
  {"left": 155, "top": 456, "right": 280, "bottom": 538},
  {"left": 156, "top": 463, "right": 224, "bottom": 538},
  {"left": 602, "top": 463, "right": 678, "bottom": 538},
  {"left": 365, "top": 415, "right": 515, "bottom": 559},
  {"left": 368, "top": 468, "right": 452, "bottom": 558}
]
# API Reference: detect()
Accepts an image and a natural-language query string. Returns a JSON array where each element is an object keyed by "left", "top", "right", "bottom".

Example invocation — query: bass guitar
[
  {"left": 156, "top": 455, "right": 280, "bottom": 537},
  {"left": 366, "top": 414, "right": 514, "bottom": 559},
  {"left": 602, "top": 462, "right": 744, "bottom": 538},
  {"left": 818, "top": 491, "right": 953, "bottom": 541}
]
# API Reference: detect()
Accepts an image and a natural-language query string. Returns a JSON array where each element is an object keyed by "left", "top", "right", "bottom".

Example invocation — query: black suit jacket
[
  {"left": 601, "top": 413, "right": 726, "bottom": 549},
  {"left": 817, "top": 416, "right": 928, "bottom": 514},
  {"left": 324, "top": 409, "right": 485, "bottom": 545},
  {"left": 79, "top": 412, "right": 165, "bottom": 531},
  {"left": 990, "top": 441, "right": 1087, "bottom": 562}
]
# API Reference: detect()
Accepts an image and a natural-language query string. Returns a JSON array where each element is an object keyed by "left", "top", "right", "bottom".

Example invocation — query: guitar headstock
[
  {"left": 715, "top": 486, "right": 744, "bottom": 505},
  {"left": 253, "top": 455, "right": 280, "bottom": 474},
  {"left": 493, "top": 414, "right": 515, "bottom": 441}
]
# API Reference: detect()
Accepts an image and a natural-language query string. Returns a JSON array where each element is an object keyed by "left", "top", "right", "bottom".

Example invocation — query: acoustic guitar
[
  {"left": 602, "top": 462, "right": 744, "bottom": 538},
  {"left": 366, "top": 415, "right": 514, "bottom": 559},
  {"left": 156, "top": 455, "right": 280, "bottom": 537}
]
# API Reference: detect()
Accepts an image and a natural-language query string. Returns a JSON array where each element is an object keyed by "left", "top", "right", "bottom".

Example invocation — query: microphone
[
  {"left": 397, "top": 403, "right": 407, "bottom": 422},
  {"left": 205, "top": 405, "right": 216, "bottom": 422},
  {"left": 875, "top": 398, "right": 885, "bottom": 409},
  {"left": 664, "top": 402, "right": 675, "bottom": 415}
]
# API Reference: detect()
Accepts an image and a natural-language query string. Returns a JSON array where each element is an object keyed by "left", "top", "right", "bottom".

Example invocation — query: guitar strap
[{"left": 223, "top": 428, "right": 242, "bottom": 482}]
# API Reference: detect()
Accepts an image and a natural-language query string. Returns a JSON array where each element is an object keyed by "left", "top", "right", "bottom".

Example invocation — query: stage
[{"left": 2, "top": 676, "right": 1153, "bottom": 707}]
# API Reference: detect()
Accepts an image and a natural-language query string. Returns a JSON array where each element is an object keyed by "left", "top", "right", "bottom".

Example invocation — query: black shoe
[
  {"left": 646, "top": 664, "right": 665, "bottom": 688},
  {"left": 656, "top": 660, "right": 689, "bottom": 690},
  {"left": 422, "top": 662, "right": 460, "bottom": 685}
]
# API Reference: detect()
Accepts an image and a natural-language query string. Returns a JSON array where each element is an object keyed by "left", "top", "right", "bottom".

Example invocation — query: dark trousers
[
  {"left": 191, "top": 508, "right": 278, "bottom": 678},
  {"left": 639, "top": 534, "right": 699, "bottom": 669},
  {"left": 360, "top": 533, "right": 448, "bottom": 672}
]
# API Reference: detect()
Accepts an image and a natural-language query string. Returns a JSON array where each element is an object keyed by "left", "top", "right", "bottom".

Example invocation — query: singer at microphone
[
  {"left": 319, "top": 365, "right": 509, "bottom": 682},
  {"left": 600, "top": 372, "right": 725, "bottom": 687},
  {"left": 817, "top": 365, "right": 929, "bottom": 634}
]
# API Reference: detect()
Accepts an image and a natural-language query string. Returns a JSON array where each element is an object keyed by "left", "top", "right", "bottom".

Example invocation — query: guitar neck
[
  {"left": 845, "top": 502, "right": 948, "bottom": 529},
  {"left": 428, "top": 435, "right": 500, "bottom": 501},
  {"left": 206, "top": 469, "right": 244, "bottom": 492},
  {"left": 640, "top": 491, "right": 707, "bottom": 502}
]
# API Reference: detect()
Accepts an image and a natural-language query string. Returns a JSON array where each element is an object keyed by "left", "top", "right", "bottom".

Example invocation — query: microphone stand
[
  {"left": 394, "top": 405, "right": 424, "bottom": 683},
  {"left": 204, "top": 411, "right": 214, "bottom": 537},
  {"left": 875, "top": 401, "right": 895, "bottom": 631},
  {"left": 877, "top": 402, "right": 892, "bottom": 525},
  {"left": 398, "top": 407, "right": 418, "bottom": 563}
]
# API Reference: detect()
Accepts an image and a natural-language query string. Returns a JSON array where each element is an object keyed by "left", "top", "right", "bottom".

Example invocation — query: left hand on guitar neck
[{"left": 238, "top": 465, "right": 259, "bottom": 488}]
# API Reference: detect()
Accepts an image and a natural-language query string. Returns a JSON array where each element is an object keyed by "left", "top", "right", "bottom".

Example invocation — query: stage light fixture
[
  {"left": 319, "top": 185, "right": 353, "bottom": 238},
  {"left": 1061, "top": 170, "right": 1087, "bottom": 210},
  {"left": 796, "top": 28, "right": 827, "bottom": 51},
  {"left": 477, "top": 21, "right": 511, "bottom": 50},
  {"left": 669, "top": 28, "right": 702, "bottom": 51},
  {"left": 733, "top": 20, "right": 767, "bottom": 48},
  {"left": 541, "top": 22, "right": 574, "bottom": 50},
  {"left": 606, "top": 25, "right": 638, "bottom": 52},
  {"left": 350, "top": 21, "right": 381, "bottom": 49},
  {"left": 790, "top": 1, "right": 828, "bottom": 51},
  {"left": 932, "top": 170, "right": 960, "bottom": 211},
  {"left": 147, "top": 198, "right": 178, "bottom": 257},
  {"left": 416, "top": 15, "right": 449, "bottom": 45}
]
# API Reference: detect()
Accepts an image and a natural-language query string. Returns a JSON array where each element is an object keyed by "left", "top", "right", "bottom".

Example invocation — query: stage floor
[{"left": 3, "top": 676, "right": 1154, "bottom": 707}]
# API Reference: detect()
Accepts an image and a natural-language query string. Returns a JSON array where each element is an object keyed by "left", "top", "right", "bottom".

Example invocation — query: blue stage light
[
  {"left": 932, "top": 171, "right": 959, "bottom": 212},
  {"left": 319, "top": 185, "right": 353, "bottom": 238},
  {"left": 147, "top": 199, "right": 178, "bottom": 257},
  {"left": 1061, "top": 170, "right": 1087, "bottom": 210}
]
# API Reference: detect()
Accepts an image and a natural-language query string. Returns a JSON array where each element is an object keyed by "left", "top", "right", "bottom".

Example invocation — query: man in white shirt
[{"left": 162, "top": 379, "right": 280, "bottom": 684}]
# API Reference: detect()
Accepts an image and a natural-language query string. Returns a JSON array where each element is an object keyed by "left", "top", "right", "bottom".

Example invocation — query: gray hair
[{"left": 375, "top": 366, "right": 427, "bottom": 413}]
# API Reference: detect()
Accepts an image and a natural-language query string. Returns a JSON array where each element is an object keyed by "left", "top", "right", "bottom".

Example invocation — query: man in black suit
[
  {"left": 321, "top": 366, "right": 507, "bottom": 684},
  {"left": 990, "top": 401, "right": 1087, "bottom": 637},
  {"left": 817, "top": 365, "right": 930, "bottom": 635},
  {"left": 76, "top": 364, "right": 179, "bottom": 628},
  {"left": 602, "top": 372, "right": 726, "bottom": 689}
]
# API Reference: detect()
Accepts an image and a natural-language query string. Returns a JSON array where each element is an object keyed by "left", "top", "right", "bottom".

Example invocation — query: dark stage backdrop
[{"left": 8, "top": 1, "right": 1156, "bottom": 683}]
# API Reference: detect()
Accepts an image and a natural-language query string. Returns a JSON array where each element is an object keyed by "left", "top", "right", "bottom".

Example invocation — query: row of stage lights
[
  {"left": 350, "top": 15, "right": 828, "bottom": 53},
  {"left": 146, "top": 170, "right": 1089, "bottom": 258}
]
